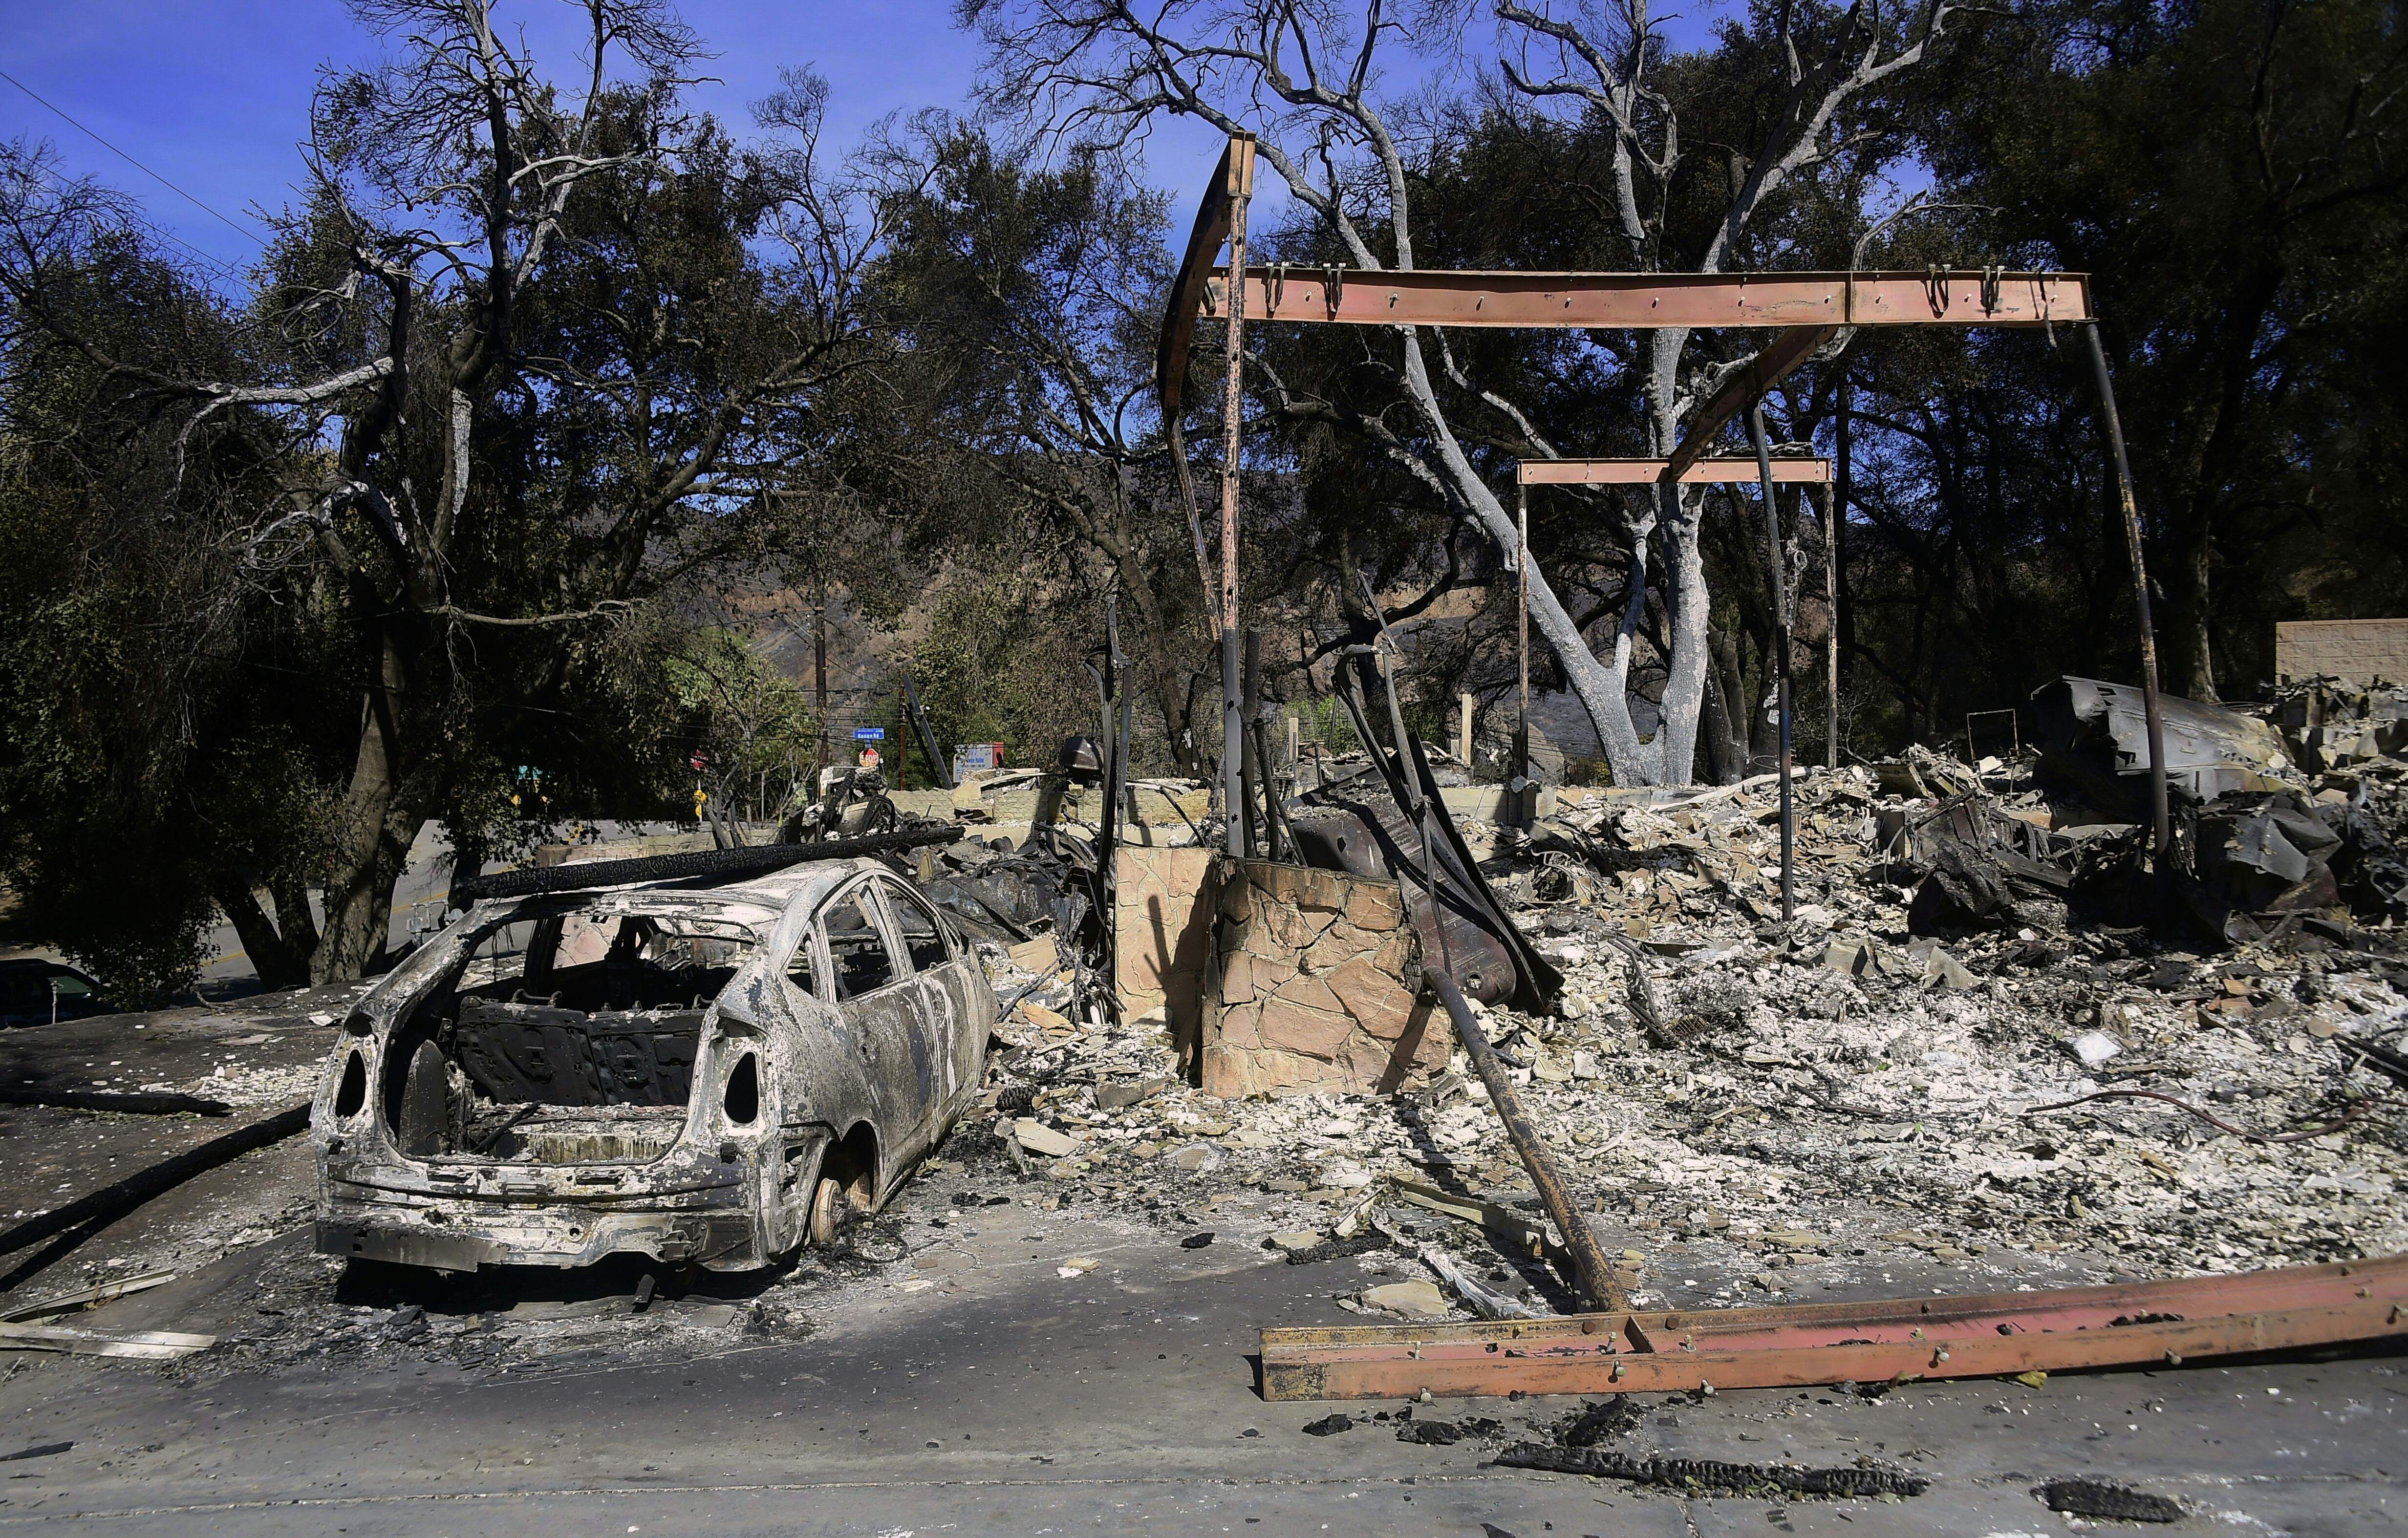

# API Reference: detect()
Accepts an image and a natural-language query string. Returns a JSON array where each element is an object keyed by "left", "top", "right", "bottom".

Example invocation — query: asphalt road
[
  {"left": 0, "top": 981, "right": 2401, "bottom": 1536},
  {"left": 1, "top": 1181, "right": 2401, "bottom": 1536}
]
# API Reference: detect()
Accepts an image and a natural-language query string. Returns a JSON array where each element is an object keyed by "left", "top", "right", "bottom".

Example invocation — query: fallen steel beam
[
  {"left": 1259, "top": 1254, "right": 2408, "bottom": 1400},
  {"left": 1518, "top": 457, "right": 1831, "bottom": 485},
  {"left": 0, "top": 1270, "right": 177, "bottom": 1322},
  {"left": 1206, "top": 267, "right": 2092, "bottom": 330}
]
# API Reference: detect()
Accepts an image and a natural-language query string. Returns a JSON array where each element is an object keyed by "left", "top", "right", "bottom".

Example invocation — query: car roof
[
  {"left": 494, "top": 856, "right": 892, "bottom": 926},
  {"left": 707, "top": 857, "right": 889, "bottom": 909}
]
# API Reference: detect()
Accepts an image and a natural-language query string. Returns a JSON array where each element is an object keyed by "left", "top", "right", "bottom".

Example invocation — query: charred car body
[{"left": 311, "top": 857, "right": 993, "bottom": 1273}]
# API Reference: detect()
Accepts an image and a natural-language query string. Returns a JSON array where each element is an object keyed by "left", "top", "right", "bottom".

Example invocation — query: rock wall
[
  {"left": 1201, "top": 859, "right": 1445, "bottom": 1099},
  {"left": 1113, "top": 846, "right": 1218, "bottom": 1064}
]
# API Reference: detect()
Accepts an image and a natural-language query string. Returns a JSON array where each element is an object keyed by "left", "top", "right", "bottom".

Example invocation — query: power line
[
  {"left": 14, "top": 151, "right": 253, "bottom": 289},
  {"left": 0, "top": 64, "right": 265, "bottom": 252}
]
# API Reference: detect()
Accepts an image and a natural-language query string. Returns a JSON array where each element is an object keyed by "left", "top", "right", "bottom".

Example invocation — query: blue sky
[
  {"left": 0, "top": 0, "right": 1741, "bottom": 281},
  {"left": 0, "top": 0, "right": 1234, "bottom": 278}
]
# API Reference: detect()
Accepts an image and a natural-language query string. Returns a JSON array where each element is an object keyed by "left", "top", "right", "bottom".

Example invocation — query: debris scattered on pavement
[
  {"left": 1493, "top": 1444, "right": 1930, "bottom": 1498},
  {"left": 2036, "top": 1476, "right": 2185, "bottom": 1522}
]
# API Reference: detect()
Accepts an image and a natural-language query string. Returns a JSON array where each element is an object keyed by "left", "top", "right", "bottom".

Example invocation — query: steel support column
[
  {"left": 1749, "top": 405, "right": 1796, "bottom": 924},
  {"left": 2082, "top": 321, "right": 2172, "bottom": 861}
]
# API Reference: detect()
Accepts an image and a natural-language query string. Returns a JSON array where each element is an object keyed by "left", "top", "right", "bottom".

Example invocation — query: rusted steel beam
[
  {"left": 1427, "top": 971, "right": 1627, "bottom": 1313},
  {"left": 1519, "top": 457, "right": 1832, "bottom": 485},
  {"left": 1204, "top": 267, "right": 2091, "bottom": 330},
  {"left": 1660, "top": 324, "right": 1838, "bottom": 483},
  {"left": 1259, "top": 1254, "right": 2408, "bottom": 1400}
]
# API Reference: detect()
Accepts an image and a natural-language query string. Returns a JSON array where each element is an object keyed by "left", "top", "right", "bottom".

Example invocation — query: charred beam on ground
[{"left": 1258, "top": 1254, "right": 2408, "bottom": 1400}]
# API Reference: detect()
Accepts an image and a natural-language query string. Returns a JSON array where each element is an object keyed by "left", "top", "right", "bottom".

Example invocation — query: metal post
[
  {"left": 1834, "top": 370, "right": 1853, "bottom": 679},
  {"left": 813, "top": 584, "right": 829, "bottom": 783},
  {"left": 2082, "top": 321, "right": 2172, "bottom": 861},
  {"left": 1098, "top": 597, "right": 1126, "bottom": 1019},
  {"left": 1427, "top": 970, "right": 1626, "bottom": 1313},
  {"left": 1821, "top": 482, "right": 1840, "bottom": 771},
  {"left": 1512, "top": 484, "right": 1533, "bottom": 830},
  {"left": 1219, "top": 153, "right": 1251, "bottom": 859},
  {"left": 1750, "top": 405, "right": 1795, "bottom": 924},
  {"left": 1240, "top": 627, "right": 1264, "bottom": 857},
  {"left": 1517, "top": 483, "right": 1531, "bottom": 726}
]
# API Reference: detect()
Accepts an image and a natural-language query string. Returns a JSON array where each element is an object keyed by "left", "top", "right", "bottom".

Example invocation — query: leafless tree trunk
[{"left": 967, "top": 0, "right": 1965, "bottom": 783}]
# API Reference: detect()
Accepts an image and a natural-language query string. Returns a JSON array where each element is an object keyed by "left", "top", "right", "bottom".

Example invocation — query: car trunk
[{"left": 385, "top": 909, "right": 755, "bottom": 1166}]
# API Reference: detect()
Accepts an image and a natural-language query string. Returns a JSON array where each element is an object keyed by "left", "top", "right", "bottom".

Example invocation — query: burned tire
[
  {"left": 860, "top": 796, "right": 898, "bottom": 835},
  {"left": 807, "top": 1175, "right": 852, "bottom": 1248},
  {"left": 395, "top": 1041, "right": 450, "bottom": 1157}
]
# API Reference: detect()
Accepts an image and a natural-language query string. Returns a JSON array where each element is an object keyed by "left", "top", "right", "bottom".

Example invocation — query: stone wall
[
  {"left": 1113, "top": 846, "right": 1218, "bottom": 1064},
  {"left": 1201, "top": 860, "right": 1445, "bottom": 1099}
]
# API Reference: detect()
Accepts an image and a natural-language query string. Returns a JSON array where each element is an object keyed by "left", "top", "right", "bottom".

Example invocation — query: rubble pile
[{"left": 955, "top": 675, "right": 2408, "bottom": 1328}]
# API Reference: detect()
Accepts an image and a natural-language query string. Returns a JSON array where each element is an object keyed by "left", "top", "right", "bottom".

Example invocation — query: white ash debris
[
  {"left": 973, "top": 758, "right": 2407, "bottom": 1319},
  {"left": 176, "top": 1060, "right": 320, "bottom": 1109}
]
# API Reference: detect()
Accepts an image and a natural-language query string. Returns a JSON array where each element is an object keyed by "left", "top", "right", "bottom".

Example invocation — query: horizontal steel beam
[
  {"left": 1259, "top": 1254, "right": 2408, "bottom": 1400},
  {"left": 1204, "top": 267, "right": 2091, "bottom": 329},
  {"left": 1520, "top": 457, "right": 1832, "bottom": 485}
]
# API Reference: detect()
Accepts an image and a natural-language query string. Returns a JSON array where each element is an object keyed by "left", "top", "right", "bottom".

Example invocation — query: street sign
[{"left": 852, "top": 727, "right": 886, "bottom": 741}]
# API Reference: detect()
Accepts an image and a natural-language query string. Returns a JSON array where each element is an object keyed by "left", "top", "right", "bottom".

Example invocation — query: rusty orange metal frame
[
  {"left": 1259, "top": 1254, "right": 2408, "bottom": 1401},
  {"left": 1205, "top": 266, "right": 2090, "bottom": 331},
  {"left": 1520, "top": 457, "right": 1832, "bottom": 485},
  {"left": 1168, "top": 257, "right": 2089, "bottom": 485}
]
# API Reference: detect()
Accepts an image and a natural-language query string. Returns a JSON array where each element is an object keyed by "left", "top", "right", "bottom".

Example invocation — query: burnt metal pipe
[
  {"left": 1748, "top": 404, "right": 1795, "bottom": 924},
  {"left": 1425, "top": 970, "right": 1627, "bottom": 1313},
  {"left": 2081, "top": 321, "right": 2172, "bottom": 861}
]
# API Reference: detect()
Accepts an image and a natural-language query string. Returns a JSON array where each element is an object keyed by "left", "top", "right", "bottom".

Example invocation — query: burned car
[{"left": 311, "top": 857, "right": 994, "bottom": 1274}]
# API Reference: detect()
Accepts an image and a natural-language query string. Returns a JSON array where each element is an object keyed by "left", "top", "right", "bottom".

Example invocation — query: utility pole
[{"left": 1750, "top": 405, "right": 1795, "bottom": 925}]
